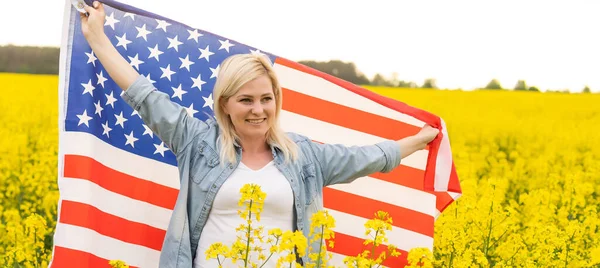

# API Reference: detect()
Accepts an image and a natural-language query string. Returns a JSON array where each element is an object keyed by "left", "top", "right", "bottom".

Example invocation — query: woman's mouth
[{"left": 246, "top": 118, "right": 266, "bottom": 125}]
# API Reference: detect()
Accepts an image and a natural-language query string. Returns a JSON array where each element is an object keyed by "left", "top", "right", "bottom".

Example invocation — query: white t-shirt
[{"left": 193, "top": 160, "right": 295, "bottom": 268}]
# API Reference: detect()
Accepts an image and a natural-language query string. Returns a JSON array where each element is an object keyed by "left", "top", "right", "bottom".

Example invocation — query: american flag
[{"left": 52, "top": 0, "right": 462, "bottom": 267}]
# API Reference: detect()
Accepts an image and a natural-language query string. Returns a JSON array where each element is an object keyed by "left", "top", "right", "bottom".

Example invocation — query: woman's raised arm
[
  {"left": 80, "top": 1, "right": 139, "bottom": 90},
  {"left": 77, "top": 1, "right": 209, "bottom": 155}
]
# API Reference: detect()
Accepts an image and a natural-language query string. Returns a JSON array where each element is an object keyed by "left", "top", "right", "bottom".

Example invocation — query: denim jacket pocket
[
  {"left": 300, "top": 163, "right": 319, "bottom": 206},
  {"left": 191, "top": 140, "right": 220, "bottom": 190}
]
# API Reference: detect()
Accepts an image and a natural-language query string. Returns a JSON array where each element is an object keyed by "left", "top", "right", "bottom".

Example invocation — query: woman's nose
[{"left": 251, "top": 103, "right": 264, "bottom": 114}]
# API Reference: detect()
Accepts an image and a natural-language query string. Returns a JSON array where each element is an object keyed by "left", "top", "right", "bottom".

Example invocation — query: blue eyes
[{"left": 240, "top": 97, "right": 272, "bottom": 103}]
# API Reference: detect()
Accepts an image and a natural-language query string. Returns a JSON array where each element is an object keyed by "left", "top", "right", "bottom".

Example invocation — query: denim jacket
[{"left": 121, "top": 75, "right": 402, "bottom": 267}]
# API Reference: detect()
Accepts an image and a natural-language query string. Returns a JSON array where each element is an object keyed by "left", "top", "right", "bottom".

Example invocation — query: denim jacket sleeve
[
  {"left": 307, "top": 139, "right": 402, "bottom": 187},
  {"left": 121, "top": 74, "right": 209, "bottom": 155}
]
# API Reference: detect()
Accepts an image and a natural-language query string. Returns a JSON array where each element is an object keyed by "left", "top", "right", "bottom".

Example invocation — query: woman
[{"left": 79, "top": 2, "right": 440, "bottom": 267}]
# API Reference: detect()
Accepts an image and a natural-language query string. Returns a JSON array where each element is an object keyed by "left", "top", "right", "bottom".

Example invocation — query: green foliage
[
  {"left": 583, "top": 86, "right": 591, "bottom": 93},
  {"left": 514, "top": 80, "right": 527, "bottom": 91},
  {"left": 422, "top": 78, "right": 438, "bottom": 89},
  {"left": 1, "top": 45, "right": 594, "bottom": 94},
  {"left": 0, "top": 45, "right": 59, "bottom": 75},
  {"left": 298, "top": 59, "right": 371, "bottom": 85},
  {"left": 484, "top": 79, "right": 503, "bottom": 90}
]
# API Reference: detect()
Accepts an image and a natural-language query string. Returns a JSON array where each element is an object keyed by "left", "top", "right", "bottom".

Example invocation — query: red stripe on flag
[
  {"left": 371, "top": 165, "right": 425, "bottom": 190},
  {"left": 448, "top": 161, "right": 462, "bottom": 193},
  {"left": 370, "top": 166, "right": 455, "bottom": 213},
  {"left": 281, "top": 81, "right": 457, "bottom": 212},
  {"left": 63, "top": 154, "right": 178, "bottom": 210},
  {"left": 50, "top": 246, "right": 138, "bottom": 268},
  {"left": 281, "top": 87, "right": 421, "bottom": 141},
  {"left": 58, "top": 200, "right": 166, "bottom": 251},
  {"left": 323, "top": 188, "right": 434, "bottom": 237},
  {"left": 328, "top": 232, "right": 409, "bottom": 267},
  {"left": 435, "top": 192, "right": 455, "bottom": 214},
  {"left": 275, "top": 58, "right": 441, "bottom": 127},
  {"left": 277, "top": 57, "right": 448, "bottom": 197},
  {"left": 312, "top": 139, "right": 452, "bottom": 214}
]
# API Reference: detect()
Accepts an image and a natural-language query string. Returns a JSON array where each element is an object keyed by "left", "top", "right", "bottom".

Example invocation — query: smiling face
[{"left": 222, "top": 74, "right": 276, "bottom": 142}]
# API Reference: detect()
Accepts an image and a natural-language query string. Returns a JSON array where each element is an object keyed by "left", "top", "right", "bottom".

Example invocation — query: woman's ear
[{"left": 220, "top": 98, "right": 228, "bottom": 115}]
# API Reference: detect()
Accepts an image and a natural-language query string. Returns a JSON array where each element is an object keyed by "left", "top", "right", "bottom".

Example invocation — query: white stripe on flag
[
  {"left": 328, "top": 210, "right": 434, "bottom": 252},
  {"left": 62, "top": 131, "right": 180, "bottom": 189},
  {"left": 59, "top": 177, "right": 173, "bottom": 230},
  {"left": 327, "top": 252, "right": 389, "bottom": 268},
  {"left": 53, "top": 223, "right": 161, "bottom": 268},
  {"left": 326, "top": 176, "right": 437, "bottom": 217},
  {"left": 449, "top": 191, "right": 462, "bottom": 200},
  {"left": 434, "top": 118, "right": 452, "bottom": 191},
  {"left": 280, "top": 110, "right": 428, "bottom": 171},
  {"left": 274, "top": 63, "right": 425, "bottom": 128}
]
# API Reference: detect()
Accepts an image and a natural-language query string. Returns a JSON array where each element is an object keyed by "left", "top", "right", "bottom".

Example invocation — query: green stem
[
  {"left": 259, "top": 236, "right": 280, "bottom": 268},
  {"left": 564, "top": 231, "right": 576, "bottom": 268},
  {"left": 316, "top": 225, "right": 324, "bottom": 268},
  {"left": 243, "top": 200, "right": 253, "bottom": 268},
  {"left": 448, "top": 249, "right": 454, "bottom": 268},
  {"left": 370, "top": 229, "right": 380, "bottom": 268},
  {"left": 484, "top": 201, "right": 494, "bottom": 261}
]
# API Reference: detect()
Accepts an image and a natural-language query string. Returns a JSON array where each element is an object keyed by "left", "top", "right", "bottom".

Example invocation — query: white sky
[{"left": 1, "top": 0, "right": 599, "bottom": 92}]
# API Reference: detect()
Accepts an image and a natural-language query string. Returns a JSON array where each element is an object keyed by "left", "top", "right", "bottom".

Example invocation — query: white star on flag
[
  {"left": 124, "top": 12, "right": 135, "bottom": 20},
  {"left": 105, "top": 12, "right": 120, "bottom": 30},
  {"left": 250, "top": 49, "right": 265, "bottom": 56},
  {"left": 144, "top": 74, "right": 156, "bottom": 84},
  {"left": 85, "top": 51, "right": 97, "bottom": 66},
  {"left": 171, "top": 84, "right": 187, "bottom": 101},
  {"left": 94, "top": 100, "right": 104, "bottom": 117},
  {"left": 191, "top": 74, "right": 206, "bottom": 91},
  {"left": 116, "top": 33, "right": 132, "bottom": 50},
  {"left": 128, "top": 54, "right": 144, "bottom": 70},
  {"left": 77, "top": 110, "right": 93, "bottom": 127},
  {"left": 185, "top": 103, "right": 198, "bottom": 117},
  {"left": 156, "top": 19, "right": 170, "bottom": 32},
  {"left": 142, "top": 124, "right": 153, "bottom": 138},
  {"left": 198, "top": 45, "right": 214, "bottom": 62},
  {"left": 154, "top": 142, "right": 169, "bottom": 157},
  {"left": 187, "top": 29, "right": 202, "bottom": 42},
  {"left": 210, "top": 65, "right": 220, "bottom": 79},
  {"left": 160, "top": 64, "right": 176, "bottom": 81},
  {"left": 148, "top": 44, "right": 164, "bottom": 61},
  {"left": 101, "top": 121, "right": 112, "bottom": 138},
  {"left": 179, "top": 55, "right": 194, "bottom": 71},
  {"left": 124, "top": 131, "right": 139, "bottom": 148},
  {"left": 167, "top": 36, "right": 183, "bottom": 52},
  {"left": 81, "top": 79, "right": 95, "bottom": 96},
  {"left": 131, "top": 109, "right": 141, "bottom": 118},
  {"left": 203, "top": 93, "right": 214, "bottom": 109},
  {"left": 114, "top": 111, "right": 128, "bottom": 128},
  {"left": 105, "top": 91, "right": 117, "bottom": 108},
  {"left": 96, "top": 71, "right": 107, "bottom": 88},
  {"left": 218, "top": 39, "right": 234, "bottom": 53},
  {"left": 136, "top": 24, "right": 151, "bottom": 41}
]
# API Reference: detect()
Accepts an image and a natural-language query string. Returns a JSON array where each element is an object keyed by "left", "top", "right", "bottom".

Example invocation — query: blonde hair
[{"left": 213, "top": 53, "right": 298, "bottom": 165}]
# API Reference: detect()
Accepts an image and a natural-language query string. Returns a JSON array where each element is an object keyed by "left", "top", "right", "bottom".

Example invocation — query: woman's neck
[{"left": 238, "top": 136, "right": 270, "bottom": 154}]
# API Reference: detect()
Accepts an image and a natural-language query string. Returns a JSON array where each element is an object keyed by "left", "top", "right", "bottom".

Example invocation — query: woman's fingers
[{"left": 82, "top": 3, "right": 94, "bottom": 14}]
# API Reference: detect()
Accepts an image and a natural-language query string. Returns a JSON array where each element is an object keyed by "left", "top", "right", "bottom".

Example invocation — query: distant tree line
[
  {"left": 0, "top": 45, "right": 59, "bottom": 74},
  {"left": 300, "top": 60, "right": 594, "bottom": 93},
  {"left": 0, "top": 45, "right": 594, "bottom": 93}
]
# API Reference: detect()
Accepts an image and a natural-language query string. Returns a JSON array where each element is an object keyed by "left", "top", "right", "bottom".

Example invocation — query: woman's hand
[
  {"left": 80, "top": 1, "right": 106, "bottom": 43},
  {"left": 396, "top": 124, "right": 440, "bottom": 159},
  {"left": 416, "top": 124, "right": 440, "bottom": 147},
  {"left": 75, "top": 0, "right": 139, "bottom": 91}
]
